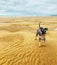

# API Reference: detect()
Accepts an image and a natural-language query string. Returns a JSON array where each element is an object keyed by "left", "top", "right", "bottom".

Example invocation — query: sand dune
[{"left": 0, "top": 17, "right": 57, "bottom": 65}]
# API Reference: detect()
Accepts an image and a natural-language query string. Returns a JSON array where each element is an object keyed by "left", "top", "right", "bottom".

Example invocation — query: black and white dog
[{"left": 36, "top": 27, "right": 48, "bottom": 42}]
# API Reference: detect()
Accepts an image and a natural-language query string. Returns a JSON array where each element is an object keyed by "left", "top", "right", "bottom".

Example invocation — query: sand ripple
[{"left": 0, "top": 30, "right": 57, "bottom": 65}]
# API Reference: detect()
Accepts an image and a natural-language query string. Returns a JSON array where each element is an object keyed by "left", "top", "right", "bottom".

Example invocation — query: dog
[{"left": 36, "top": 27, "right": 48, "bottom": 46}]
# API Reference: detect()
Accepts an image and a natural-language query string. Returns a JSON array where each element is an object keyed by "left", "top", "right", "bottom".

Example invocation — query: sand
[{"left": 0, "top": 17, "right": 57, "bottom": 65}]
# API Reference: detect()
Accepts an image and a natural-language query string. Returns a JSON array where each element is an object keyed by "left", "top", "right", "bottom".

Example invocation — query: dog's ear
[{"left": 45, "top": 28, "right": 48, "bottom": 31}]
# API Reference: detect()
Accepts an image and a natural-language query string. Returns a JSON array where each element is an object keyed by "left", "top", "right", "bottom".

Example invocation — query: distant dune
[{"left": 0, "top": 16, "right": 57, "bottom": 65}]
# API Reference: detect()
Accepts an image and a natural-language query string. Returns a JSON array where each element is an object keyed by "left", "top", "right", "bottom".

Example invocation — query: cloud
[{"left": 0, "top": 0, "right": 57, "bottom": 16}]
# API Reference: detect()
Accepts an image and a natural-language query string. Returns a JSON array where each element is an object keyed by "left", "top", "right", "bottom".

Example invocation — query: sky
[{"left": 0, "top": 0, "right": 57, "bottom": 16}]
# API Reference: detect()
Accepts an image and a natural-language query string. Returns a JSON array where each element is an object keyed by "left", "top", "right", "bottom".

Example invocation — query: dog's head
[
  {"left": 39, "top": 27, "right": 48, "bottom": 34},
  {"left": 43, "top": 28, "right": 48, "bottom": 34}
]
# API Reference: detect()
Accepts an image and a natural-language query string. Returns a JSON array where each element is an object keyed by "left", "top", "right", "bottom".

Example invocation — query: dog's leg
[
  {"left": 35, "top": 32, "right": 38, "bottom": 40},
  {"left": 39, "top": 38, "right": 41, "bottom": 42},
  {"left": 39, "top": 42, "right": 41, "bottom": 47},
  {"left": 43, "top": 38, "right": 46, "bottom": 46},
  {"left": 39, "top": 38, "right": 42, "bottom": 47},
  {"left": 43, "top": 37, "right": 46, "bottom": 43}
]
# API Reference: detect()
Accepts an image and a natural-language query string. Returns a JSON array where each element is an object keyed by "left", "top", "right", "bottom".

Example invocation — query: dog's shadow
[{"left": 39, "top": 45, "right": 46, "bottom": 47}]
